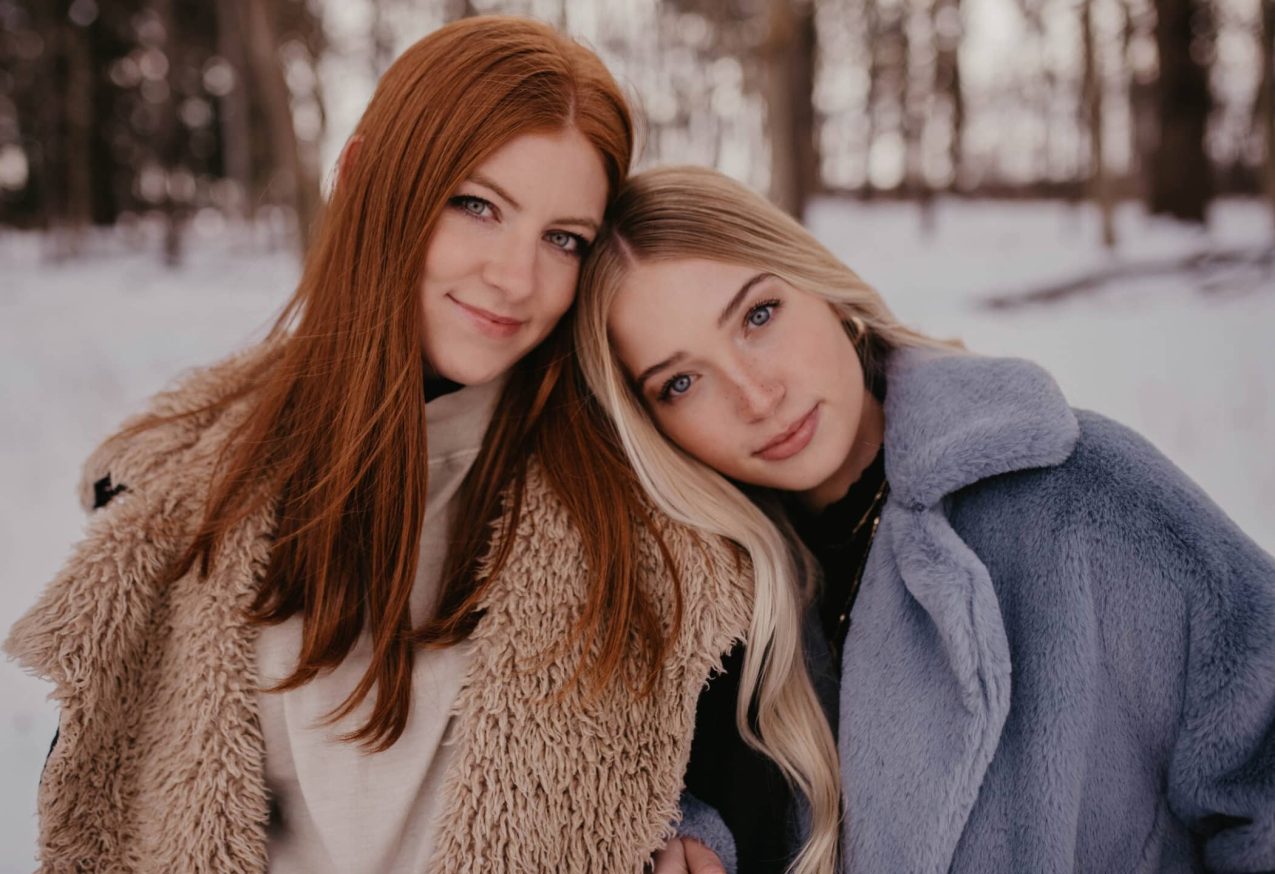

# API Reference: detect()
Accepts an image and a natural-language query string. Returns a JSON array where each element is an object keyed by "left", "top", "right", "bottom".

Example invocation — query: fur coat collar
[
  {"left": 851, "top": 347, "right": 1080, "bottom": 872},
  {"left": 832, "top": 349, "right": 1275, "bottom": 874},
  {"left": 6, "top": 346, "right": 752, "bottom": 873}
]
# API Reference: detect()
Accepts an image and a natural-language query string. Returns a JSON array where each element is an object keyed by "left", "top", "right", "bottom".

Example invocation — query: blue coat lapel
[{"left": 840, "top": 350, "right": 1079, "bottom": 873}]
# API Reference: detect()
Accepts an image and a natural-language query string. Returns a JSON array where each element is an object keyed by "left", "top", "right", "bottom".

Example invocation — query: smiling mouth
[
  {"left": 754, "top": 404, "right": 820, "bottom": 461},
  {"left": 448, "top": 294, "right": 524, "bottom": 338}
]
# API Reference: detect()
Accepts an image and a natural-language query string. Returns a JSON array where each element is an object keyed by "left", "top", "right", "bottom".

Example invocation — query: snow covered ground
[{"left": 2, "top": 198, "right": 1272, "bottom": 869}]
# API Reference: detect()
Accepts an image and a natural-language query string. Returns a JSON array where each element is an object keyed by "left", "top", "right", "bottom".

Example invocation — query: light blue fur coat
[{"left": 680, "top": 348, "right": 1275, "bottom": 873}]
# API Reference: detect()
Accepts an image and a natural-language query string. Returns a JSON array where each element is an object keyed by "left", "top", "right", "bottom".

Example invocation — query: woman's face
[
  {"left": 420, "top": 128, "right": 608, "bottom": 385},
  {"left": 608, "top": 257, "right": 870, "bottom": 502}
]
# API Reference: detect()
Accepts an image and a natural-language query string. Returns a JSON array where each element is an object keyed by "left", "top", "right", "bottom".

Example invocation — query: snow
[{"left": 2, "top": 198, "right": 1272, "bottom": 869}]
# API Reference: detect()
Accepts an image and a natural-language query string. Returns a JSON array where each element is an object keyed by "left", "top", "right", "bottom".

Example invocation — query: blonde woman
[{"left": 577, "top": 165, "right": 1275, "bottom": 873}]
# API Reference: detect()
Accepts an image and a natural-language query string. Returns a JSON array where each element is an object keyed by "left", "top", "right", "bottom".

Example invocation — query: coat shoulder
[
  {"left": 1036, "top": 409, "right": 1249, "bottom": 558},
  {"left": 959, "top": 409, "right": 1222, "bottom": 531},
  {"left": 952, "top": 408, "right": 1268, "bottom": 608},
  {"left": 76, "top": 342, "right": 277, "bottom": 512}
]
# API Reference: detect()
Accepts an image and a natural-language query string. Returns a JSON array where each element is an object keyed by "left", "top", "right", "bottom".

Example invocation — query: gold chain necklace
[{"left": 834, "top": 480, "right": 890, "bottom": 645}]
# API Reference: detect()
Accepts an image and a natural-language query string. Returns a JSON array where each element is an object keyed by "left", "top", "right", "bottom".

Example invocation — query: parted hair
[
  {"left": 575, "top": 165, "right": 954, "bottom": 874},
  {"left": 139, "top": 17, "right": 685, "bottom": 752}
]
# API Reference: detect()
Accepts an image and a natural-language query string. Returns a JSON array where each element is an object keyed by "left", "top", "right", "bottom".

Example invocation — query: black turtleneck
[
  {"left": 682, "top": 452, "right": 888, "bottom": 871},
  {"left": 425, "top": 377, "right": 464, "bottom": 403},
  {"left": 683, "top": 360, "right": 889, "bottom": 869},
  {"left": 788, "top": 447, "right": 887, "bottom": 670}
]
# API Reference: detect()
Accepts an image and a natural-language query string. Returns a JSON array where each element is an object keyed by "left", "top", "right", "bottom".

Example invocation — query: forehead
[
  {"left": 613, "top": 257, "right": 755, "bottom": 317},
  {"left": 471, "top": 128, "right": 608, "bottom": 217},
  {"left": 608, "top": 257, "right": 757, "bottom": 367}
]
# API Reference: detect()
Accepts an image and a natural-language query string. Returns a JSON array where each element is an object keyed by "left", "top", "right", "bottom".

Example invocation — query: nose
[
  {"left": 730, "top": 359, "right": 784, "bottom": 422},
  {"left": 481, "top": 230, "right": 538, "bottom": 302}
]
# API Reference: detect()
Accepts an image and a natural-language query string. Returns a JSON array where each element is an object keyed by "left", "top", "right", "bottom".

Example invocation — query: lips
[
  {"left": 447, "top": 294, "right": 524, "bottom": 339},
  {"left": 754, "top": 404, "right": 820, "bottom": 462}
]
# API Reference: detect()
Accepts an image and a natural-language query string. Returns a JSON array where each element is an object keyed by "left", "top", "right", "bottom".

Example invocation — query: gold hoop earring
[{"left": 847, "top": 316, "right": 867, "bottom": 343}]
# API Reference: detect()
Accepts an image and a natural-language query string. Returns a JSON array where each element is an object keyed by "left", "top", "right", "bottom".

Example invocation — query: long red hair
[{"left": 166, "top": 17, "right": 679, "bottom": 750}]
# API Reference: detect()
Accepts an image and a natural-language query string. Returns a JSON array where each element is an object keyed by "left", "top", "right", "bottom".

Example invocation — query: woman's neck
[{"left": 800, "top": 390, "right": 886, "bottom": 513}]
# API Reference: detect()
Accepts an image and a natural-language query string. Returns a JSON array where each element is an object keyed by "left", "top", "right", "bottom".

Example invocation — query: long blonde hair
[{"left": 574, "top": 166, "right": 950, "bottom": 873}]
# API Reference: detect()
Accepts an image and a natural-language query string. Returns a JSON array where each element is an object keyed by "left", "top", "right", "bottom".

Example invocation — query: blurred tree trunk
[
  {"left": 34, "top": 8, "right": 61, "bottom": 233},
  {"left": 154, "top": 0, "right": 188, "bottom": 266},
  {"left": 1122, "top": 0, "right": 1157, "bottom": 202},
  {"left": 36, "top": 3, "right": 78, "bottom": 257},
  {"left": 242, "top": 0, "right": 322, "bottom": 254},
  {"left": 901, "top": 7, "right": 935, "bottom": 233},
  {"left": 1081, "top": 0, "right": 1117, "bottom": 247},
  {"left": 933, "top": 0, "right": 964, "bottom": 190},
  {"left": 1148, "top": 0, "right": 1212, "bottom": 222},
  {"left": 88, "top": 21, "right": 120, "bottom": 226},
  {"left": 215, "top": 0, "right": 256, "bottom": 222},
  {"left": 65, "top": 12, "right": 92, "bottom": 250},
  {"left": 445, "top": 0, "right": 478, "bottom": 21},
  {"left": 900, "top": 15, "right": 923, "bottom": 196},
  {"left": 1262, "top": 0, "right": 1275, "bottom": 227},
  {"left": 370, "top": 0, "right": 395, "bottom": 79},
  {"left": 862, "top": 0, "right": 883, "bottom": 195},
  {"left": 764, "top": 0, "right": 818, "bottom": 218}
]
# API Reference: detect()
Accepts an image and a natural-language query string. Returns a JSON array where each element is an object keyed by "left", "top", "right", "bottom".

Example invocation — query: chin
[
  {"left": 428, "top": 353, "right": 514, "bottom": 387},
  {"left": 765, "top": 458, "right": 844, "bottom": 494}
]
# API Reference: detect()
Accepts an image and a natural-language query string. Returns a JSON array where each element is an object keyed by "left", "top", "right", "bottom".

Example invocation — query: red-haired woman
[{"left": 5, "top": 17, "right": 766, "bottom": 872}]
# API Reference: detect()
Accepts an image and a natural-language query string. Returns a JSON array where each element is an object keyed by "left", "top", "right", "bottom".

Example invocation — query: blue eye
[
  {"left": 450, "top": 195, "right": 494, "bottom": 219},
  {"left": 546, "top": 229, "right": 589, "bottom": 256},
  {"left": 659, "top": 373, "right": 694, "bottom": 401},
  {"left": 746, "top": 300, "right": 779, "bottom": 328}
]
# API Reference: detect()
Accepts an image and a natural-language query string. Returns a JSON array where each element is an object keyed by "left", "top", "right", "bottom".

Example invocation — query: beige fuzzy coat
[{"left": 6, "top": 348, "right": 752, "bottom": 873}]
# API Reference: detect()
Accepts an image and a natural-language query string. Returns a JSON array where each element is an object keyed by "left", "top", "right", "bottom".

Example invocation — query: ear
[{"left": 335, "top": 134, "right": 364, "bottom": 191}]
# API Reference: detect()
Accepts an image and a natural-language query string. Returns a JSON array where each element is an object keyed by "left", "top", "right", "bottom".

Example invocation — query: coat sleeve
[
  {"left": 1082, "top": 414, "right": 1275, "bottom": 871},
  {"left": 677, "top": 791, "right": 738, "bottom": 874},
  {"left": 1165, "top": 507, "right": 1275, "bottom": 872},
  {"left": 38, "top": 475, "right": 125, "bottom": 772}
]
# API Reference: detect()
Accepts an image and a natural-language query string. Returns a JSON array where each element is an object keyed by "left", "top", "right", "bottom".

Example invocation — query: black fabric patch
[{"left": 93, "top": 475, "right": 126, "bottom": 510}]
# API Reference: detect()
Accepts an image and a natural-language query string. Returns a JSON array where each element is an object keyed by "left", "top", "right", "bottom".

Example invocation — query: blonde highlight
[{"left": 576, "top": 166, "right": 959, "bottom": 873}]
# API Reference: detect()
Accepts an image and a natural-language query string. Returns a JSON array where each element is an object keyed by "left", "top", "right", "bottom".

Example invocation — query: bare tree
[
  {"left": 861, "top": 0, "right": 908, "bottom": 196},
  {"left": 1148, "top": 0, "right": 1213, "bottom": 221},
  {"left": 241, "top": 0, "right": 321, "bottom": 254},
  {"left": 214, "top": 0, "right": 255, "bottom": 223},
  {"left": 932, "top": 0, "right": 965, "bottom": 189},
  {"left": 445, "top": 0, "right": 478, "bottom": 21},
  {"left": 859, "top": 0, "right": 881, "bottom": 195},
  {"left": 1262, "top": 0, "right": 1275, "bottom": 228},
  {"left": 153, "top": 0, "right": 189, "bottom": 266},
  {"left": 1081, "top": 0, "right": 1117, "bottom": 246},
  {"left": 64, "top": 8, "right": 93, "bottom": 250},
  {"left": 763, "top": 0, "right": 819, "bottom": 217},
  {"left": 369, "top": 0, "right": 395, "bottom": 79},
  {"left": 1121, "top": 0, "right": 1158, "bottom": 201}
]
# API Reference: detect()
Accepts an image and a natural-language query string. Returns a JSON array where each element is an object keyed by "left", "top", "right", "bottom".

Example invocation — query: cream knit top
[{"left": 256, "top": 378, "right": 503, "bottom": 873}]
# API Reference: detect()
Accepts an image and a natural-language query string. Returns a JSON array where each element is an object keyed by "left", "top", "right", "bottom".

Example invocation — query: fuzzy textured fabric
[
  {"left": 841, "top": 349, "right": 1275, "bottom": 873},
  {"left": 675, "top": 792, "right": 739, "bottom": 872},
  {"left": 682, "top": 347, "right": 1275, "bottom": 873},
  {"left": 5, "top": 345, "right": 753, "bottom": 873}
]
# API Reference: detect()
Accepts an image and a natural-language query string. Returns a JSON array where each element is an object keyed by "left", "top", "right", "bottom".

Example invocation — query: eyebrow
[
  {"left": 635, "top": 352, "right": 687, "bottom": 392},
  {"left": 716, "top": 272, "right": 774, "bottom": 328},
  {"left": 633, "top": 271, "right": 776, "bottom": 391},
  {"left": 469, "top": 173, "right": 600, "bottom": 233}
]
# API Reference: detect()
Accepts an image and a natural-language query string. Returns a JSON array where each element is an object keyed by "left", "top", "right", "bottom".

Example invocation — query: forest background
[
  {"left": 5, "top": 0, "right": 1273, "bottom": 248},
  {"left": 1, "top": 0, "right": 1273, "bottom": 869}
]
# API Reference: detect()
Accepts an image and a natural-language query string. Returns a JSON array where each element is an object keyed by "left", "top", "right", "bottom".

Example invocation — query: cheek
[
  {"left": 419, "top": 254, "right": 452, "bottom": 309},
  {"left": 421, "top": 220, "right": 451, "bottom": 271},
  {"left": 654, "top": 404, "right": 742, "bottom": 474},
  {"left": 551, "top": 275, "right": 578, "bottom": 317},
  {"left": 534, "top": 265, "right": 579, "bottom": 322}
]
